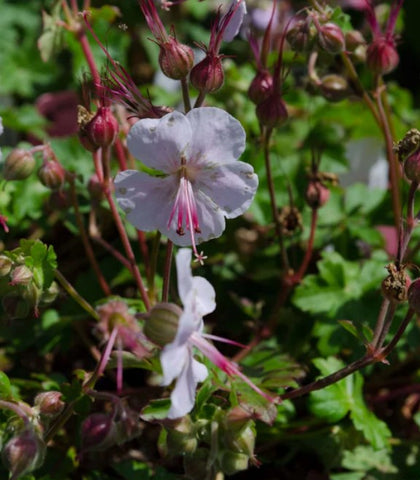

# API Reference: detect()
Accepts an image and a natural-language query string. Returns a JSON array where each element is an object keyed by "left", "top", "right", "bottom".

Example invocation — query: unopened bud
[
  {"left": 38, "top": 160, "right": 66, "bottom": 190},
  {"left": 248, "top": 70, "right": 273, "bottom": 105},
  {"left": 317, "top": 23, "right": 345, "bottom": 54},
  {"left": 408, "top": 278, "right": 420, "bottom": 313},
  {"left": 86, "top": 107, "right": 119, "bottom": 149},
  {"left": 81, "top": 413, "right": 117, "bottom": 452},
  {"left": 345, "top": 30, "right": 365, "bottom": 52},
  {"left": 287, "top": 19, "right": 315, "bottom": 52},
  {"left": 0, "top": 255, "right": 13, "bottom": 277},
  {"left": 166, "top": 416, "right": 197, "bottom": 455},
  {"left": 144, "top": 302, "right": 182, "bottom": 346},
  {"left": 159, "top": 39, "right": 194, "bottom": 80},
  {"left": 219, "top": 450, "right": 249, "bottom": 475},
  {"left": 366, "top": 38, "right": 399, "bottom": 75},
  {"left": 35, "top": 391, "right": 65, "bottom": 417},
  {"left": 256, "top": 92, "right": 288, "bottom": 129},
  {"left": 320, "top": 74, "right": 349, "bottom": 102},
  {"left": 9, "top": 265, "right": 33, "bottom": 286},
  {"left": 190, "top": 54, "right": 224, "bottom": 93},
  {"left": 394, "top": 129, "right": 420, "bottom": 162},
  {"left": 404, "top": 151, "right": 420, "bottom": 184},
  {"left": 2, "top": 149, "right": 35, "bottom": 181},
  {"left": 381, "top": 263, "right": 410, "bottom": 303},
  {"left": 1, "top": 428, "right": 46, "bottom": 480},
  {"left": 305, "top": 180, "right": 330, "bottom": 208},
  {"left": 40, "top": 281, "right": 60, "bottom": 304}
]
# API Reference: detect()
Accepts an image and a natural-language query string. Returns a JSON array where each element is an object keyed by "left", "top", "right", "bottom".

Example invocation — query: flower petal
[
  {"left": 186, "top": 107, "right": 245, "bottom": 166},
  {"left": 127, "top": 111, "right": 192, "bottom": 172},
  {"left": 196, "top": 161, "right": 258, "bottom": 219},
  {"left": 114, "top": 170, "right": 177, "bottom": 232},
  {"left": 160, "top": 342, "right": 188, "bottom": 386},
  {"left": 176, "top": 248, "right": 193, "bottom": 305},
  {"left": 167, "top": 353, "right": 207, "bottom": 419},
  {"left": 222, "top": 0, "right": 247, "bottom": 42}
]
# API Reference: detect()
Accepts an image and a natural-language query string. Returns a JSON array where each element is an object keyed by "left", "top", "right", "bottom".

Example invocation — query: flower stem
[
  {"left": 67, "top": 174, "right": 112, "bottom": 296},
  {"left": 162, "top": 240, "right": 173, "bottom": 302},
  {"left": 181, "top": 77, "right": 191, "bottom": 112},
  {"left": 54, "top": 270, "right": 99, "bottom": 321}
]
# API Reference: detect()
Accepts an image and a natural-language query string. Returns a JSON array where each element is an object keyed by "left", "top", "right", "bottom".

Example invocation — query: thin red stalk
[
  {"left": 293, "top": 208, "right": 318, "bottom": 282},
  {"left": 91, "top": 233, "right": 132, "bottom": 270},
  {"left": 77, "top": 27, "right": 101, "bottom": 93},
  {"left": 68, "top": 175, "right": 112, "bottom": 296},
  {"left": 370, "top": 298, "right": 391, "bottom": 349},
  {"left": 137, "top": 230, "right": 151, "bottom": 279},
  {"left": 181, "top": 77, "right": 191, "bottom": 112},
  {"left": 101, "top": 147, "right": 151, "bottom": 310},
  {"left": 114, "top": 138, "right": 128, "bottom": 171}
]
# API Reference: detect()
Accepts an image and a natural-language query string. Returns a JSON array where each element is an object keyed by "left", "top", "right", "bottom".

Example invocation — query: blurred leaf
[
  {"left": 38, "top": 3, "right": 64, "bottom": 62},
  {"left": 0, "top": 371, "right": 13, "bottom": 399},
  {"left": 140, "top": 399, "right": 171, "bottom": 421}
]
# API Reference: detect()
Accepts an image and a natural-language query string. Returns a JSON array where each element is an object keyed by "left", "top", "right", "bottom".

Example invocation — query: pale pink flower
[
  {"left": 115, "top": 107, "right": 257, "bottom": 262},
  {"left": 222, "top": 0, "right": 247, "bottom": 42},
  {"left": 160, "top": 248, "right": 274, "bottom": 419}
]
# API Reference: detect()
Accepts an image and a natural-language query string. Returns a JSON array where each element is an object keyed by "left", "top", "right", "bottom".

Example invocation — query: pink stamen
[
  {"left": 168, "top": 177, "right": 204, "bottom": 263},
  {"left": 0, "top": 214, "right": 9, "bottom": 233},
  {"left": 190, "top": 333, "right": 276, "bottom": 402}
]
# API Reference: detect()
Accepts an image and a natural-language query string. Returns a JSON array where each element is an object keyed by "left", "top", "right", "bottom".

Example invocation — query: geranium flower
[
  {"left": 115, "top": 107, "right": 258, "bottom": 262},
  {"left": 160, "top": 248, "right": 274, "bottom": 419}
]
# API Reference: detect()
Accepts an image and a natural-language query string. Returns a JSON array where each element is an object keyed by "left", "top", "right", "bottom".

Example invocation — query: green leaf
[
  {"left": 341, "top": 445, "right": 397, "bottom": 473},
  {"left": 140, "top": 399, "right": 171, "bottom": 422},
  {"left": 0, "top": 371, "right": 13, "bottom": 399}
]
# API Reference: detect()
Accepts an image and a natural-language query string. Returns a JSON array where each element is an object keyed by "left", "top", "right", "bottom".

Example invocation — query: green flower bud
[
  {"left": 0, "top": 255, "right": 13, "bottom": 277},
  {"left": 143, "top": 302, "right": 182, "bottom": 346},
  {"left": 2, "top": 149, "right": 35, "bottom": 181},
  {"left": 219, "top": 450, "right": 249, "bottom": 475}
]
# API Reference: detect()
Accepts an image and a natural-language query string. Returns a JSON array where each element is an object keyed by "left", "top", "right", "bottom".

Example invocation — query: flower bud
[
  {"left": 81, "top": 413, "right": 117, "bottom": 452},
  {"left": 190, "top": 54, "right": 224, "bottom": 93},
  {"left": 408, "top": 278, "right": 420, "bottom": 313},
  {"left": 38, "top": 160, "right": 66, "bottom": 190},
  {"left": 286, "top": 20, "right": 315, "bottom": 52},
  {"left": 1, "top": 428, "right": 46, "bottom": 480},
  {"left": 166, "top": 416, "right": 197, "bottom": 455},
  {"left": 319, "top": 74, "right": 349, "bottom": 102},
  {"left": 35, "top": 391, "right": 65, "bottom": 417},
  {"left": 394, "top": 129, "right": 420, "bottom": 162},
  {"left": 0, "top": 255, "right": 13, "bottom": 277},
  {"left": 159, "top": 38, "right": 194, "bottom": 80},
  {"left": 366, "top": 38, "right": 399, "bottom": 75},
  {"left": 345, "top": 30, "right": 365, "bottom": 52},
  {"left": 40, "top": 281, "right": 60, "bottom": 304},
  {"left": 305, "top": 180, "right": 330, "bottom": 208},
  {"left": 317, "top": 23, "right": 345, "bottom": 54},
  {"left": 256, "top": 92, "right": 288, "bottom": 129},
  {"left": 219, "top": 450, "right": 249, "bottom": 475},
  {"left": 381, "top": 263, "right": 410, "bottom": 303},
  {"left": 144, "top": 302, "right": 182, "bottom": 346},
  {"left": 248, "top": 70, "right": 273, "bottom": 105},
  {"left": 404, "top": 151, "right": 420, "bottom": 184},
  {"left": 2, "top": 149, "right": 35, "bottom": 181},
  {"left": 85, "top": 107, "right": 119, "bottom": 149},
  {"left": 9, "top": 265, "right": 33, "bottom": 286}
]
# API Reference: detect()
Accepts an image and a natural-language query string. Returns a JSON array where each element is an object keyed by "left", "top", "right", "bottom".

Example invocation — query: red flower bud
[
  {"left": 403, "top": 151, "right": 420, "bottom": 184},
  {"left": 318, "top": 23, "right": 345, "bottom": 54},
  {"left": 38, "top": 160, "right": 66, "bottom": 190},
  {"left": 256, "top": 92, "right": 288, "bottom": 129},
  {"left": 248, "top": 70, "right": 273, "bottom": 105},
  {"left": 159, "top": 38, "right": 194, "bottom": 80},
  {"left": 35, "top": 391, "right": 65, "bottom": 417},
  {"left": 2, "top": 149, "right": 35, "bottom": 181},
  {"left": 286, "top": 20, "right": 315, "bottom": 52},
  {"left": 305, "top": 180, "right": 330, "bottom": 208},
  {"left": 190, "top": 54, "right": 224, "bottom": 93},
  {"left": 85, "top": 107, "right": 119, "bottom": 149},
  {"left": 2, "top": 429, "right": 46, "bottom": 480},
  {"left": 366, "top": 38, "right": 399, "bottom": 75},
  {"left": 81, "top": 413, "right": 117, "bottom": 452}
]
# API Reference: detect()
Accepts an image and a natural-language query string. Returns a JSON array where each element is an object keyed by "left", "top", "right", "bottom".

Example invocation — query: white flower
[
  {"left": 222, "top": 0, "right": 247, "bottom": 42},
  {"left": 160, "top": 248, "right": 274, "bottom": 419},
  {"left": 115, "top": 107, "right": 258, "bottom": 262}
]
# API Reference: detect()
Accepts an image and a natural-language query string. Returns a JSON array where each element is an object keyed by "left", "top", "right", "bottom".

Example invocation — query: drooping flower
[
  {"left": 115, "top": 107, "right": 258, "bottom": 262},
  {"left": 160, "top": 248, "right": 274, "bottom": 419}
]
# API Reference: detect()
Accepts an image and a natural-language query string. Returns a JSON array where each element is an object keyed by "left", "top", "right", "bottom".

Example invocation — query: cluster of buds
[
  {"left": 395, "top": 129, "right": 420, "bottom": 184},
  {"left": 168, "top": 408, "right": 257, "bottom": 478},
  {"left": 0, "top": 249, "right": 59, "bottom": 321}
]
